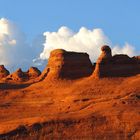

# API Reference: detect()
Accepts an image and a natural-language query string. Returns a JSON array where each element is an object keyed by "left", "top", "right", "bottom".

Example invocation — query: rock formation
[
  {"left": 96, "top": 45, "right": 112, "bottom": 64},
  {"left": 0, "top": 65, "right": 10, "bottom": 78},
  {"left": 6, "top": 68, "right": 27, "bottom": 81},
  {"left": 1, "top": 47, "right": 140, "bottom": 81},
  {"left": 6, "top": 67, "right": 41, "bottom": 82},
  {"left": 93, "top": 45, "right": 140, "bottom": 78},
  {"left": 132, "top": 55, "right": 140, "bottom": 64},
  {"left": 27, "top": 67, "right": 41, "bottom": 79},
  {"left": 40, "top": 49, "right": 93, "bottom": 80},
  {"left": 92, "top": 45, "right": 112, "bottom": 78},
  {"left": 112, "top": 54, "right": 134, "bottom": 64}
]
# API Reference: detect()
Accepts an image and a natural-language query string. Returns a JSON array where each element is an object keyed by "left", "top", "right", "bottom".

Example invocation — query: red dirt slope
[{"left": 0, "top": 75, "right": 139, "bottom": 140}]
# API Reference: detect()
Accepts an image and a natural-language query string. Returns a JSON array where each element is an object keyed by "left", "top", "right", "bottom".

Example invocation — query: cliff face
[
  {"left": 41, "top": 49, "right": 93, "bottom": 80},
  {"left": 93, "top": 45, "right": 140, "bottom": 78}
]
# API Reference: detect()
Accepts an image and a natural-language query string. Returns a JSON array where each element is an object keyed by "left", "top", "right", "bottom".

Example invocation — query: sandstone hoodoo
[
  {"left": 41, "top": 49, "right": 93, "bottom": 80},
  {"left": 27, "top": 67, "right": 41, "bottom": 79},
  {"left": 93, "top": 45, "right": 140, "bottom": 78},
  {"left": 0, "top": 65, "right": 10, "bottom": 78},
  {"left": 92, "top": 45, "right": 112, "bottom": 78},
  {"left": 96, "top": 45, "right": 112, "bottom": 64}
]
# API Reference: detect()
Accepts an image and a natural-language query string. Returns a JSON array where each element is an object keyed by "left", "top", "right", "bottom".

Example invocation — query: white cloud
[
  {"left": 112, "top": 43, "right": 137, "bottom": 56},
  {"left": 0, "top": 18, "right": 44, "bottom": 71},
  {"left": 40, "top": 26, "right": 139, "bottom": 62}
]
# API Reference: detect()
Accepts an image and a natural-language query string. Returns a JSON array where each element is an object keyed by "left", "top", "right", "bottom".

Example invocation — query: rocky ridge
[{"left": 1, "top": 46, "right": 139, "bottom": 82}]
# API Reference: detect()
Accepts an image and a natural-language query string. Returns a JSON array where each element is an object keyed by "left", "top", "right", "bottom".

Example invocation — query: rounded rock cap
[
  {"left": 50, "top": 49, "right": 66, "bottom": 56},
  {"left": 16, "top": 68, "right": 23, "bottom": 73},
  {"left": 101, "top": 45, "right": 111, "bottom": 52},
  {"left": 0, "top": 65, "right": 5, "bottom": 69}
]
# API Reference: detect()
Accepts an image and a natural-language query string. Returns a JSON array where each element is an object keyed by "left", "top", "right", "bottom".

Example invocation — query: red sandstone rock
[
  {"left": 93, "top": 45, "right": 112, "bottom": 78},
  {"left": 6, "top": 67, "right": 41, "bottom": 82},
  {"left": 7, "top": 68, "right": 26, "bottom": 81},
  {"left": 112, "top": 54, "right": 134, "bottom": 64},
  {"left": 93, "top": 45, "right": 140, "bottom": 78},
  {"left": 0, "top": 65, "right": 10, "bottom": 78},
  {"left": 27, "top": 67, "right": 41, "bottom": 79},
  {"left": 96, "top": 45, "right": 112, "bottom": 64},
  {"left": 40, "top": 49, "right": 93, "bottom": 80}
]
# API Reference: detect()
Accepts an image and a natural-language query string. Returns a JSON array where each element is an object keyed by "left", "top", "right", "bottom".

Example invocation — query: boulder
[
  {"left": 40, "top": 49, "right": 93, "bottom": 80},
  {"left": 0, "top": 65, "right": 10, "bottom": 78}
]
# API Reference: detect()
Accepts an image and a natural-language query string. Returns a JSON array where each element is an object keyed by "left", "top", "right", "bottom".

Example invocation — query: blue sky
[{"left": 0, "top": 0, "right": 140, "bottom": 49}]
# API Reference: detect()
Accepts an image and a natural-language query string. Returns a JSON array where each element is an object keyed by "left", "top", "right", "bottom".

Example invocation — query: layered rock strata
[
  {"left": 93, "top": 45, "right": 140, "bottom": 78},
  {"left": 40, "top": 49, "right": 93, "bottom": 80}
]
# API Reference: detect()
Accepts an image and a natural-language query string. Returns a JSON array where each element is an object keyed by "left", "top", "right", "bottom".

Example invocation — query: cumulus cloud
[
  {"left": 40, "top": 26, "right": 139, "bottom": 62},
  {"left": 0, "top": 18, "right": 44, "bottom": 71},
  {"left": 112, "top": 43, "right": 137, "bottom": 56},
  {"left": 40, "top": 27, "right": 110, "bottom": 62}
]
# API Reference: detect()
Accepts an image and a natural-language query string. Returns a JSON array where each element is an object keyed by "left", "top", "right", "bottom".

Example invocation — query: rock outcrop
[
  {"left": 6, "top": 67, "right": 41, "bottom": 82},
  {"left": 96, "top": 45, "right": 112, "bottom": 64},
  {"left": 27, "top": 67, "right": 41, "bottom": 79},
  {"left": 1, "top": 47, "right": 140, "bottom": 81},
  {"left": 112, "top": 54, "right": 134, "bottom": 64},
  {"left": 40, "top": 49, "right": 93, "bottom": 80},
  {"left": 0, "top": 65, "right": 10, "bottom": 78},
  {"left": 7, "top": 68, "right": 27, "bottom": 81},
  {"left": 93, "top": 45, "right": 140, "bottom": 78},
  {"left": 93, "top": 45, "right": 112, "bottom": 78},
  {"left": 132, "top": 56, "right": 140, "bottom": 64}
]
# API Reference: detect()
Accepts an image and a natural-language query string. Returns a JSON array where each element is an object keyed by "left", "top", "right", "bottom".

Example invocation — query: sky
[{"left": 0, "top": 0, "right": 140, "bottom": 71}]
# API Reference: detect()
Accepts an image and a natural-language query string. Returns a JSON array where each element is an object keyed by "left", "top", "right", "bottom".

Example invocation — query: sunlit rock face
[
  {"left": 41, "top": 49, "right": 93, "bottom": 80},
  {"left": 93, "top": 45, "right": 140, "bottom": 78},
  {"left": 0, "top": 65, "right": 10, "bottom": 78},
  {"left": 27, "top": 67, "right": 41, "bottom": 79},
  {"left": 6, "top": 68, "right": 27, "bottom": 81},
  {"left": 6, "top": 67, "right": 41, "bottom": 82}
]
